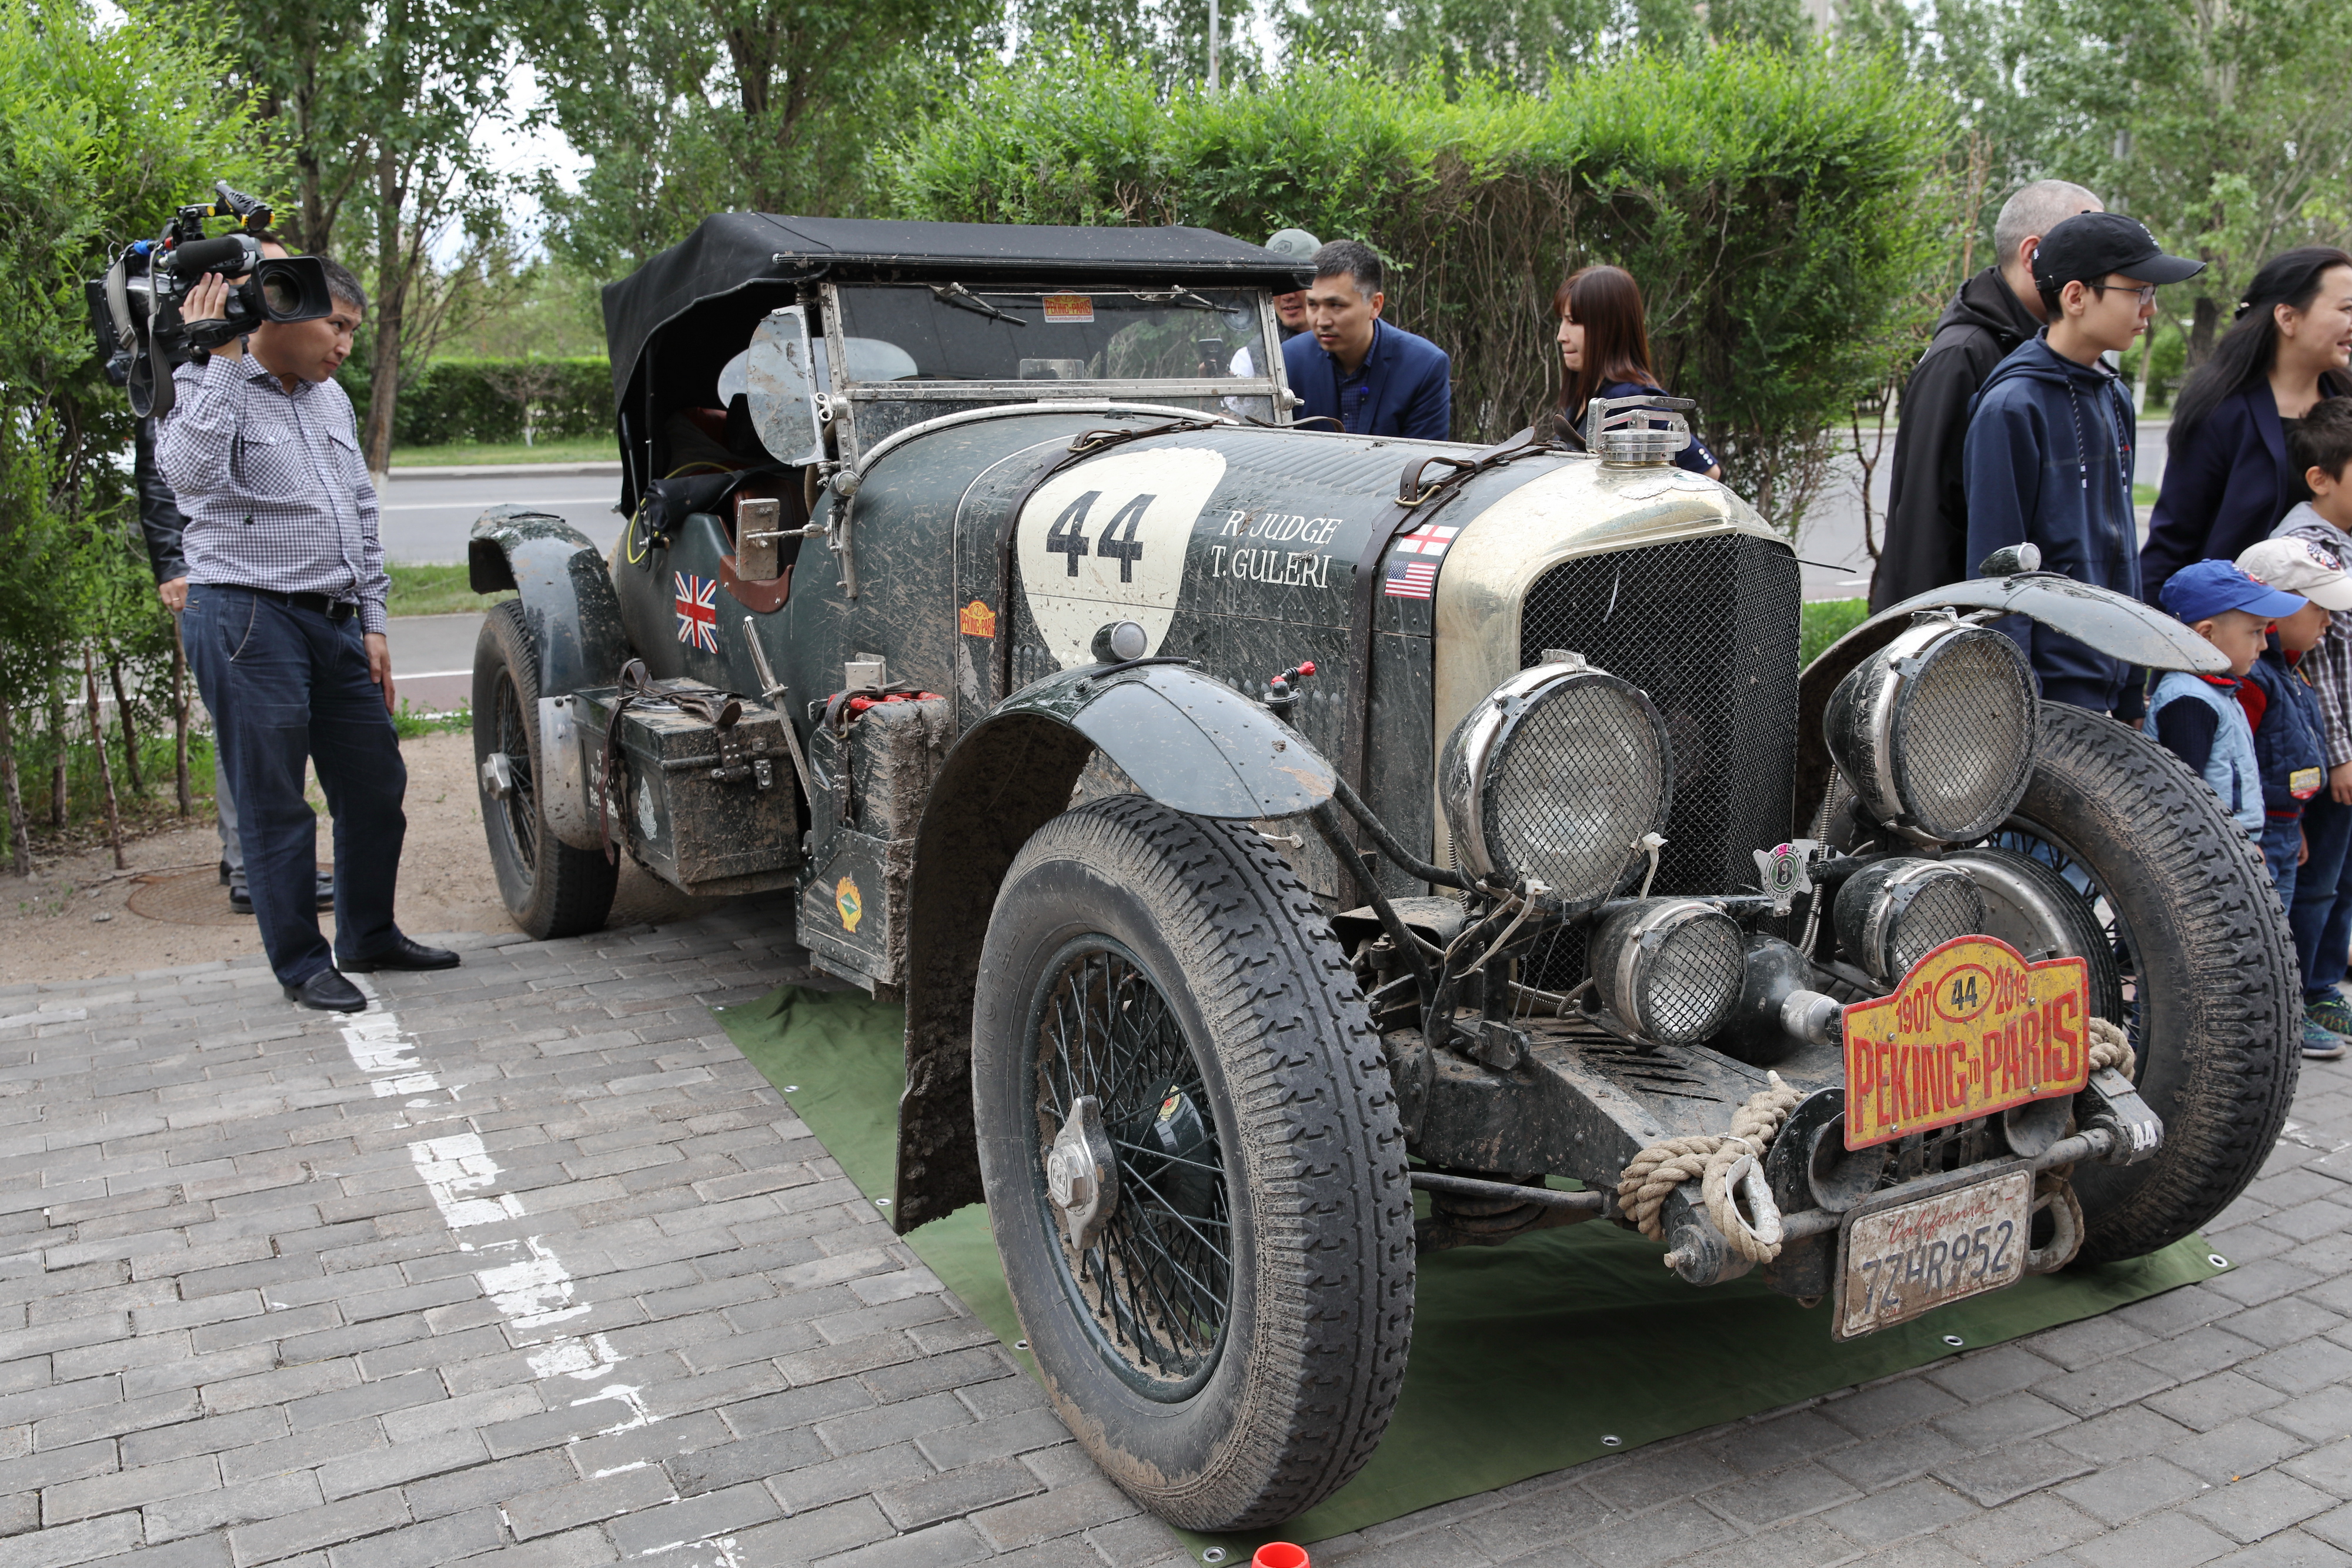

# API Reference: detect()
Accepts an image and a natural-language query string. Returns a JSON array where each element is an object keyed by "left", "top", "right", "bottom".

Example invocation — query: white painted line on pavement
[{"left": 336, "top": 985, "right": 670, "bottom": 1491}]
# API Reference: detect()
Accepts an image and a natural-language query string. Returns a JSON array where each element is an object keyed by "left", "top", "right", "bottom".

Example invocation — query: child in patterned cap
[
  {"left": 2236, "top": 537, "right": 2348, "bottom": 1060},
  {"left": 2268, "top": 396, "right": 2352, "bottom": 1055}
]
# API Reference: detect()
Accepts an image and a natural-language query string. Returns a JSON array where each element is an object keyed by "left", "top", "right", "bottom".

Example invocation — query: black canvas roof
[{"left": 601, "top": 214, "right": 1306, "bottom": 409}]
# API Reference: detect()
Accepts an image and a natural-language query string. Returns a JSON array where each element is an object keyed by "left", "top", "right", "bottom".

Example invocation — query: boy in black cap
[{"left": 1964, "top": 213, "right": 2206, "bottom": 713}]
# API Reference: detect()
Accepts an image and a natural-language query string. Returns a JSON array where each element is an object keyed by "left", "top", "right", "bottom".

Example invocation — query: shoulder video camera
[{"left": 86, "top": 182, "right": 333, "bottom": 419}]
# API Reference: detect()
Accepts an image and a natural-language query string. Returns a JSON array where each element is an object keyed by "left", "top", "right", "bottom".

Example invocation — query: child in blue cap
[
  {"left": 2151, "top": 560, "right": 2310, "bottom": 844},
  {"left": 2151, "top": 560, "right": 2336, "bottom": 1061}
]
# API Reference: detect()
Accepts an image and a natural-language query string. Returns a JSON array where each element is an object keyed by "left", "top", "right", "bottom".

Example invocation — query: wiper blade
[
  {"left": 930, "top": 282, "right": 1025, "bottom": 327},
  {"left": 1134, "top": 287, "right": 1220, "bottom": 311}
]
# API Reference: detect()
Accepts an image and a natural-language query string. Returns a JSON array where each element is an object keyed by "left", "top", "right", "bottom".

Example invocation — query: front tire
[
  {"left": 472, "top": 602, "right": 617, "bottom": 940},
  {"left": 1991, "top": 707, "right": 2298, "bottom": 1263},
  {"left": 973, "top": 796, "right": 1413, "bottom": 1531}
]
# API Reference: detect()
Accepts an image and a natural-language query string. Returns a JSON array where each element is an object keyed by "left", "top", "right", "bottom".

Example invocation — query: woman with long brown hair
[{"left": 1550, "top": 265, "right": 1720, "bottom": 479}]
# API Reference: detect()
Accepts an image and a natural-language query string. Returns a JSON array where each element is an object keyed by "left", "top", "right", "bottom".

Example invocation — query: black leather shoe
[
  {"left": 340, "top": 936, "right": 460, "bottom": 972},
  {"left": 285, "top": 970, "right": 366, "bottom": 1011},
  {"left": 315, "top": 877, "right": 335, "bottom": 912},
  {"left": 218, "top": 858, "right": 232, "bottom": 887},
  {"left": 229, "top": 880, "right": 253, "bottom": 915}
]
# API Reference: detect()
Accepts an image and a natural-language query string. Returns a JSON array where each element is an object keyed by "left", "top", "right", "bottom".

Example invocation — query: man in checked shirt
[{"left": 160, "top": 258, "right": 459, "bottom": 1011}]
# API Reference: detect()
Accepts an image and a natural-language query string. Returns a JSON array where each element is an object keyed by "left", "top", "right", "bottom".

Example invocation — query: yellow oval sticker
[{"left": 835, "top": 877, "right": 863, "bottom": 933}]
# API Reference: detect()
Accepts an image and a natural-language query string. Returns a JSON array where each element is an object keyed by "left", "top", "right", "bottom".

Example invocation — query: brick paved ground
[{"left": 2, "top": 902, "right": 2347, "bottom": 1568}]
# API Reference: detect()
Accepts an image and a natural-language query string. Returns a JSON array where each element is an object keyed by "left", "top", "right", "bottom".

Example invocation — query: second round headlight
[{"left": 1589, "top": 897, "right": 1747, "bottom": 1045}]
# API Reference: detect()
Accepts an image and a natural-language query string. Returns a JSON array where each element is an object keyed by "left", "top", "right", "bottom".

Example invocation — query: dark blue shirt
[{"left": 1337, "top": 361, "right": 1373, "bottom": 433}]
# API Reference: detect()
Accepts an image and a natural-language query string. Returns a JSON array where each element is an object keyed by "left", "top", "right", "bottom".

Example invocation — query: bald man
[{"left": 1873, "top": 180, "right": 2104, "bottom": 611}]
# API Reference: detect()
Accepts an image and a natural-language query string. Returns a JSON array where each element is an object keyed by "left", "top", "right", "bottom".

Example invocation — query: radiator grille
[{"left": 1518, "top": 533, "right": 1801, "bottom": 991}]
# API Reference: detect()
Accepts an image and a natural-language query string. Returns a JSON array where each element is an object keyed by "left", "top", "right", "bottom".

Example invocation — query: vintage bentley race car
[{"left": 466, "top": 215, "right": 2300, "bottom": 1532}]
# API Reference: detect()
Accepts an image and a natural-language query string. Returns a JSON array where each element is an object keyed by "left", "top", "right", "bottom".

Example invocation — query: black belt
[{"left": 227, "top": 586, "right": 359, "bottom": 622}]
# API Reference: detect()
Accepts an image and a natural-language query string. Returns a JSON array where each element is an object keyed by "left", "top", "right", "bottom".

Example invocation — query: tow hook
[
  {"left": 479, "top": 753, "right": 515, "bottom": 801},
  {"left": 1045, "top": 1095, "right": 1120, "bottom": 1252}
]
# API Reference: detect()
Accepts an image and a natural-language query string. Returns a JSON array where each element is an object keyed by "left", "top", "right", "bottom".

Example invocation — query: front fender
[
  {"left": 467, "top": 506, "right": 630, "bottom": 698},
  {"left": 1795, "top": 574, "right": 2226, "bottom": 833},
  {"left": 995, "top": 660, "right": 1335, "bottom": 820},
  {"left": 888, "top": 661, "right": 1330, "bottom": 1233}
]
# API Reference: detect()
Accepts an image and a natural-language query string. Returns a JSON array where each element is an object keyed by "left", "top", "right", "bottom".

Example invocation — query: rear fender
[
  {"left": 467, "top": 506, "right": 631, "bottom": 698},
  {"left": 889, "top": 661, "right": 1334, "bottom": 1232},
  {"left": 1795, "top": 574, "right": 2226, "bottom": 833}
]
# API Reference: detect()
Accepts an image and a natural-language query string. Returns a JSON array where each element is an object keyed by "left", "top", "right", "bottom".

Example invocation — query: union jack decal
[{"left": 673, "top": 572, "right": 719, "bottom": 653}]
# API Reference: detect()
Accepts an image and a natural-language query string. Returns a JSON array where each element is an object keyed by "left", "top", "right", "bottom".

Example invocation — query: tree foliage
[
  {"left": 1842, "top": 0, "right": 2352, "bottom": 369},
  {"left": 886, "top": 44, "right": 1947, "bottom": 534},
  {"left": 0, "top": 0, "right": 273, "bottom": 860}
]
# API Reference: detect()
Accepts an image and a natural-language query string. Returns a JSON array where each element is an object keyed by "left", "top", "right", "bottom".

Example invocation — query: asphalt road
[
  {"left": 1790, "top": 420, "right": 2173, "bottom": 601},
  {"left": 375, "top": 466, "right": 626, "bottom": 567}
]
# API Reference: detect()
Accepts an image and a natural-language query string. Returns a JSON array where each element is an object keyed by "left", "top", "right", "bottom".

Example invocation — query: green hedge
[
  {"left": 338, "top": 357, "right": 611, "bottom": 448},
  {"left": 886, "top": 45, "right": 1949, "bottom": 536}
]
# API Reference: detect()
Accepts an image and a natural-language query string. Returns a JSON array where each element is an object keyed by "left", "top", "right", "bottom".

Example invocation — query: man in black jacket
[{"left": 1872, "top": 180, "right": 2104, "bottom": 611}]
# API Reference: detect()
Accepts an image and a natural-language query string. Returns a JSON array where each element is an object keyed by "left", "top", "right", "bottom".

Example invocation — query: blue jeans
[
  {"left": 2292, "top": 794, "right": 2352, "bottom": 1003},
  {"left": 184, "top": 586, "right": 407, "bottom": 987},
  {"left": 2262, "top": 815, "right": 2301, "bottom": 915}
]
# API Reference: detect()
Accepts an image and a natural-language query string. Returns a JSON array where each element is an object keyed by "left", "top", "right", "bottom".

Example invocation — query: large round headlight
[
  {"left": 1824, "top": 620, "right": 2037, "bottom": 845},
  {"left": 1441, "top": 653, "right": 1674, "bottom": 907},
  {"left": 1590, "top": 898, "right": 1746, "bottom": 1045},
  {"left": 1833, "top": 858, "right": 1987, "bottom": 984}
]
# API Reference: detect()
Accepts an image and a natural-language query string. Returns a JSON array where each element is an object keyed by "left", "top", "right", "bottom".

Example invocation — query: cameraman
[
  {"left": 160, "top": 257, "right": 459, "bottom": 1011},
  {"left": 142, "top": 231, "right": 334, "bottom": 918}
]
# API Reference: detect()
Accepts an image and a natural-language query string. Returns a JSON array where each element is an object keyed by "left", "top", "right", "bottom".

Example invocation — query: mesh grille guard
[{"left": 1518, "top": 534, "right": 1802, "bottom": 991}]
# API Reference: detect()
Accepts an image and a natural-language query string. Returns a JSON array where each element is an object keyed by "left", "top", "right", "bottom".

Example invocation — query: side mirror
[{"left": 746, "top": 305, "right": 828, "bottom": 467}]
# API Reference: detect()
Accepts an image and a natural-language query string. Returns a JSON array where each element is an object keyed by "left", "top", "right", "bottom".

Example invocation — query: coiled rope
[
  {"left": 2086, "top": 1015, "right": 2134, "bottom": 1078},
  {"left": 1616, "top": 1071, "right": 1805, "bottom": 1264},
  {"left": 1616, "top": 1018, "right": 2130, "bottom": 1269}
]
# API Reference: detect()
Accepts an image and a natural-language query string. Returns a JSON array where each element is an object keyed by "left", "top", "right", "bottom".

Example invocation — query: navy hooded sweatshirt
[{"left": 1963, "top": 333, "right": 2140, "bottom": 712}]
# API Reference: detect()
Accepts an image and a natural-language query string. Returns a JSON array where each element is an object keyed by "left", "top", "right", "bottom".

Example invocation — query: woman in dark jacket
[
  {"left": 1547, "top": 265, "right": 1721, "bottom": 478},
  {"left": 2140, "top": 247, "right": 2352, "bottom": 609}
]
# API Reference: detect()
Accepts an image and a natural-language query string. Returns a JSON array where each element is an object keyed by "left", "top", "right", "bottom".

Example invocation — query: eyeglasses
[{"left": 2091, "top": 281, "right": 2160, "bottom": 307}]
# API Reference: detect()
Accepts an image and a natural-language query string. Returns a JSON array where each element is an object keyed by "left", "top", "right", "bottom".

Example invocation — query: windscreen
[{"left": 831, "top": 285, "right": 1274, "bottom": 385}]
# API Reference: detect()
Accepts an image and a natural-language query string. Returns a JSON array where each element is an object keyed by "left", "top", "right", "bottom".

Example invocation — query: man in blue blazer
[{"left": 1283, "top": 240, "right": 1452, "bottom": 441}]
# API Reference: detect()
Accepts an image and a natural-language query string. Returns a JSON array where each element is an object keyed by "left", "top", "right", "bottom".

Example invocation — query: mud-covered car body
[{"left": 468, "top": 215, "right": 2300, "bottom": 1532}]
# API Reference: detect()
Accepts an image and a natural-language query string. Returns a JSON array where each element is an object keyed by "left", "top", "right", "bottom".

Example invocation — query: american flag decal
[
  {"left": 1385, "top": 558, "right": 1439, "bottom": 600},
  {"left": 673, "top": 572, "right": 719, "bottom": 653}
]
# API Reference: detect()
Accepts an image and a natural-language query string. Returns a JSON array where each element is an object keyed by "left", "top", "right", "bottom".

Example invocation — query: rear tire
[
  {"left": 1991, "top": 707, "right": 2298, "bottom": 1263},
  {"left": 473, "top": 602, "right": 617, "bottom": 940},
  {"left": 973, "top": 796, "right": 1413, "bottom": 1531}
]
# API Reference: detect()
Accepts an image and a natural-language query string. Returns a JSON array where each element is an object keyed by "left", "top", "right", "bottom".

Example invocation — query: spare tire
[{"left": 1989, "top": 706, "right": 2298, "bottom": 1263}]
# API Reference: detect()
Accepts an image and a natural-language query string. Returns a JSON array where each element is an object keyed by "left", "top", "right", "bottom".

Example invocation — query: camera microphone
[{"left": 164, "top": 235, "right": 258, "bottom": 278}]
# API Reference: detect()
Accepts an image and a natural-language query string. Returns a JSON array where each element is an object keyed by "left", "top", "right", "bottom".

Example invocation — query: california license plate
[
  {"left": 1836, "top": 1166, "right": 2033, "bottom": 1339},
  {"left": 1840, "top": 935, "right": 2092, "bottom": 1149}
]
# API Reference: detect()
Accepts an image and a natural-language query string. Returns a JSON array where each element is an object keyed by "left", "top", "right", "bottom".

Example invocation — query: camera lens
[{"left": 260, "top": 273, "right": 301, "bottom": 316}]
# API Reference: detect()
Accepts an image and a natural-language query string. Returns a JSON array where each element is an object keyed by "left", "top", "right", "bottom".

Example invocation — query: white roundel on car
[{"left": 1016, "top": 447, "right": 1226, "bottom": 669}]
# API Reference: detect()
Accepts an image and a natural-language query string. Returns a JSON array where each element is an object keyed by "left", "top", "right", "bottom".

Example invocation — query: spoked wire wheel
[
  {"left": 973, "top": 795, "right": 1413, "bottom": 1530},
  {"left": 1030, "top": 940, "right": 1231, "bottom": 1398},
  {"left": 472, "top": 601, "right": 616, "bottom": 940},
  {"left": 490, "top": 661, "right": 541, "bottom": 879},
  {"left": 1973, "top": 706, "right": 2296, "bottom": 1262},
  {"left": 1984, "top": 815, "right": 2140, "bottom": 1059}
]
